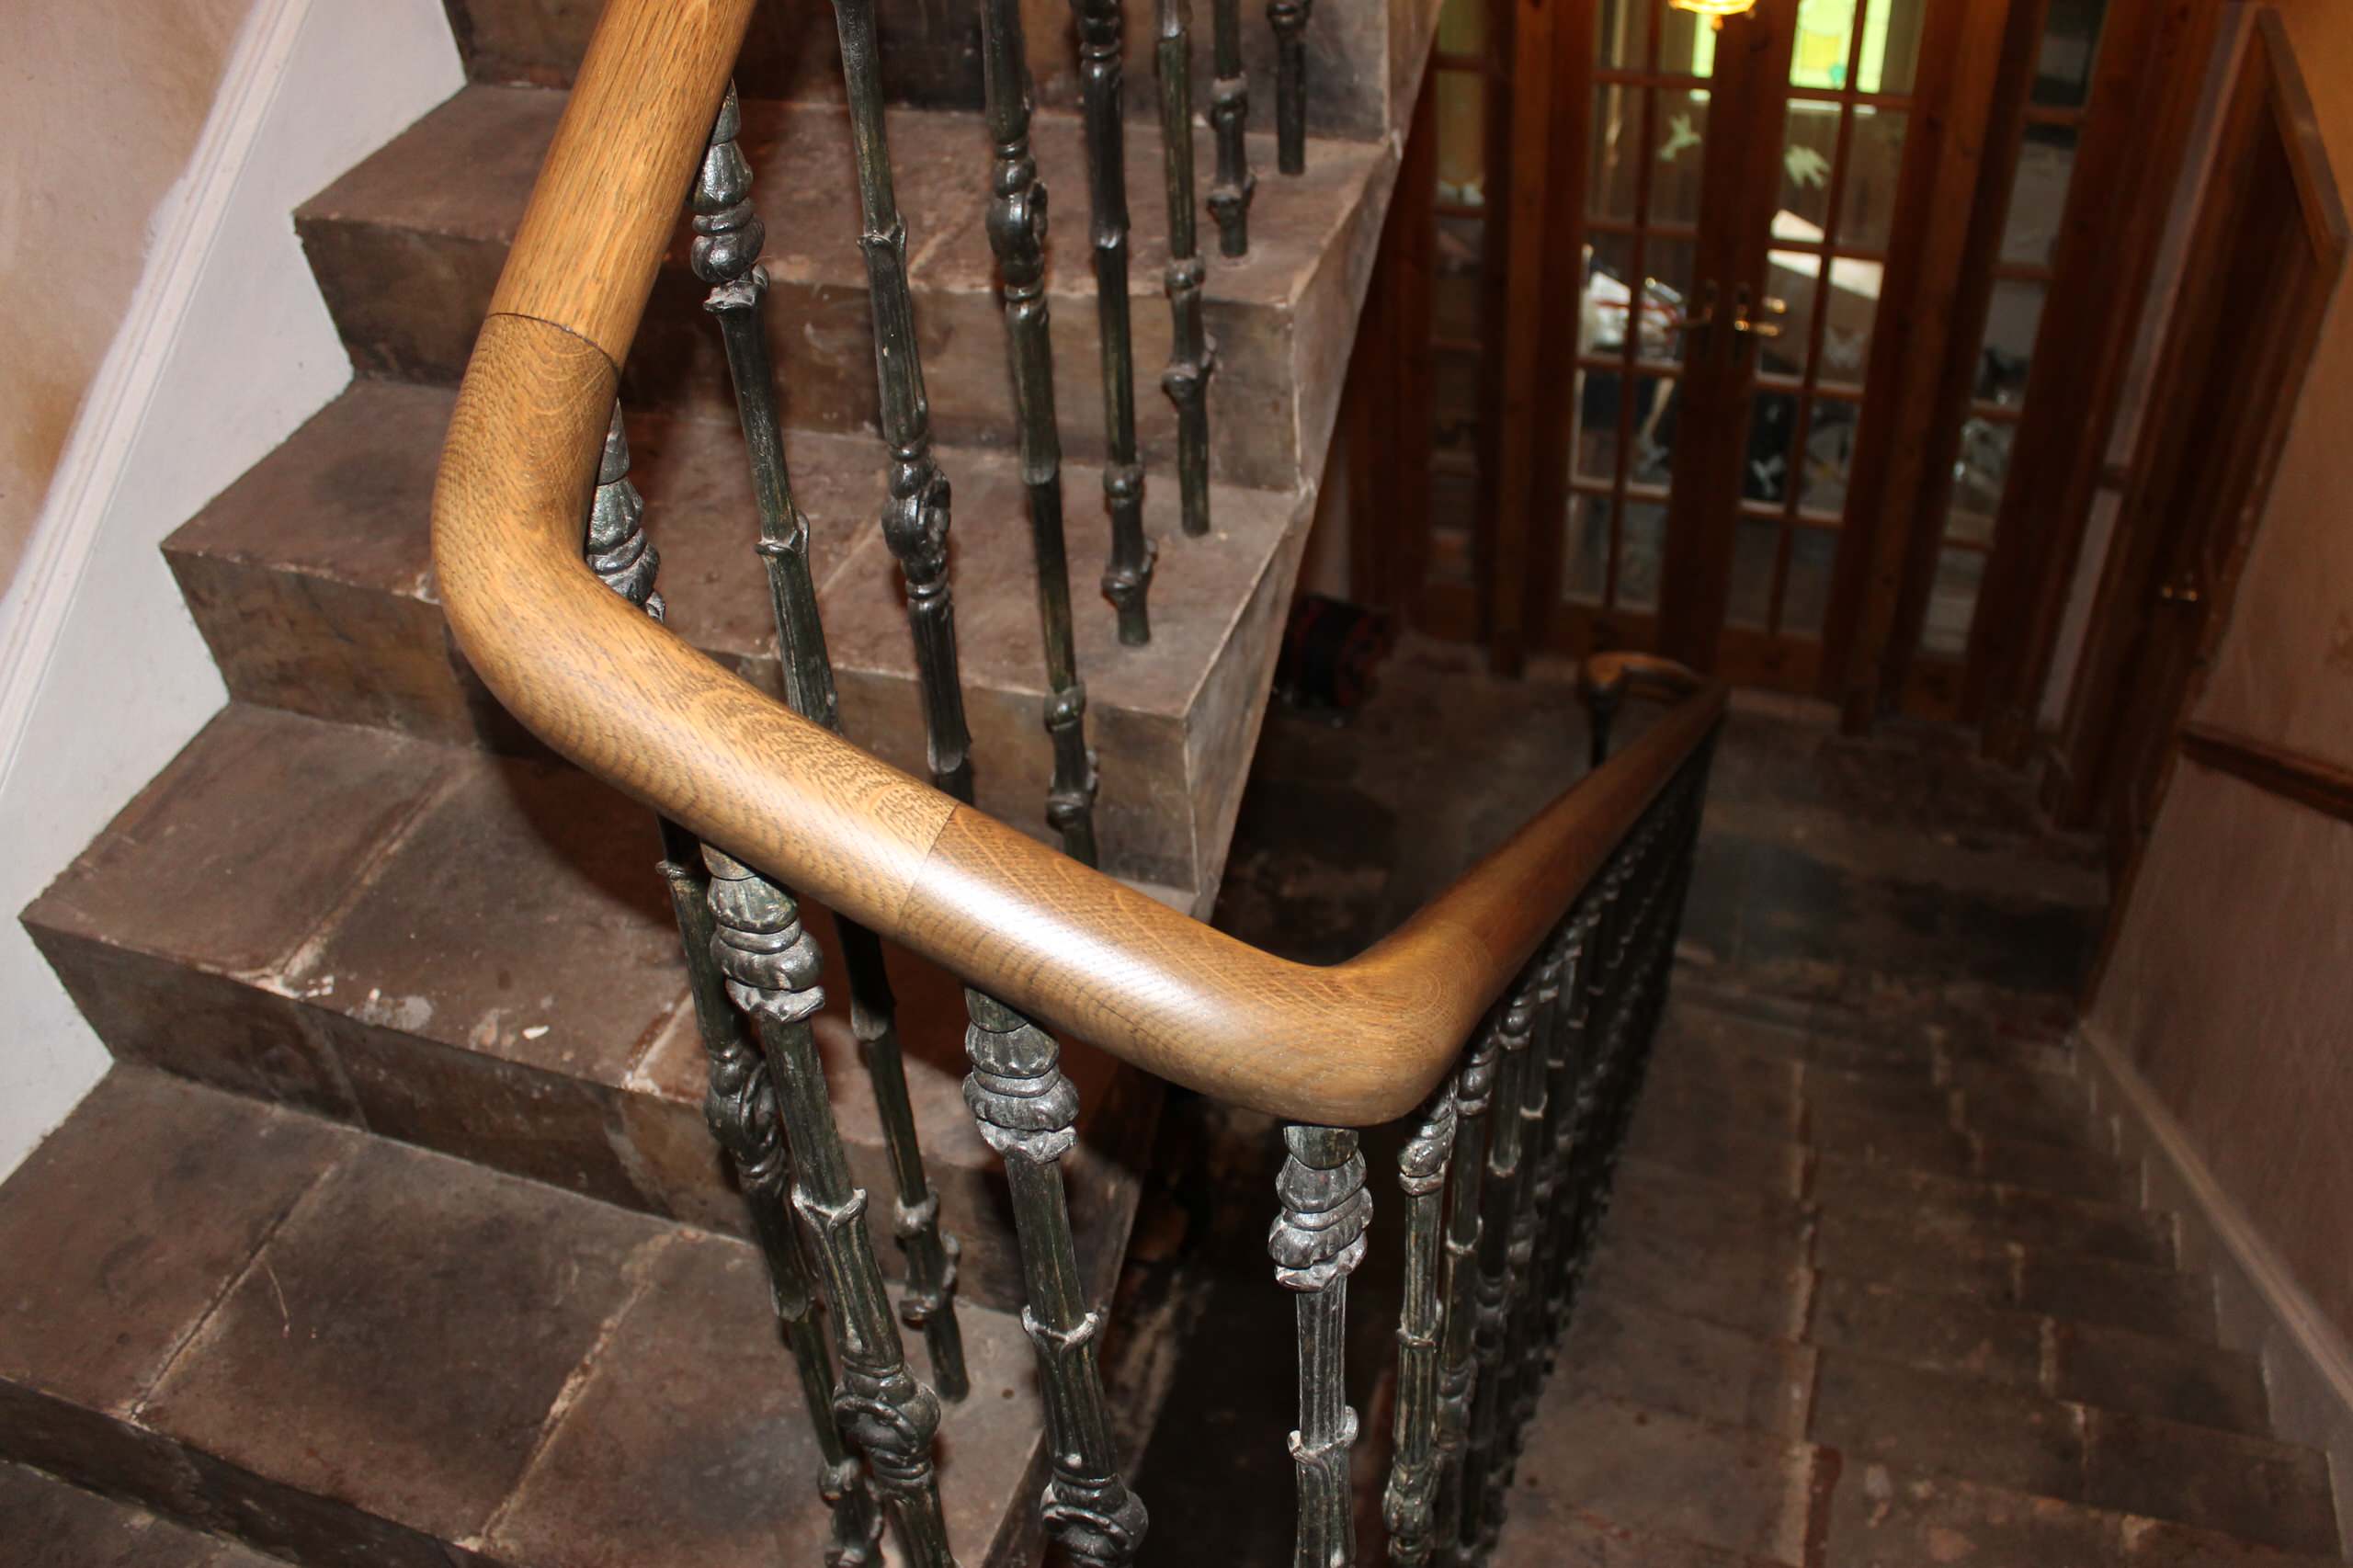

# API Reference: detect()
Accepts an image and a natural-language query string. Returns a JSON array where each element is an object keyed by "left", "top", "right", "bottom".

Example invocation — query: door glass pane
[
  {"left": 1628, "top": 374, "right": 1679, "bottom": 488},
  {"left": 1949, "top": 415, "right": 2014, "bottom": 547},
  {"left": 1977, "top": 279, "right": 2046, "bottom": 407},
  {"left": 1784, "top": 527, "right": 1839, "bottom": 635},
  {"left": 1574, "top": 369, "right": 1623, "bottom": 482},
  {"left": 1790, "top": 0, "right": 1859, "bottom": 90},
  {"left": 1745, "top": 390, "right": 1800, "bottom": 506},
  {"left": 1815, "top": 267, "right": 1874, "bottom": 390},
  {"left": 1433, "top": 353, "right": 1479, "bottom": 460},
  {"left": 1921, "top": 546, "right": 1984, "bottom": 656},
  {"left": 1594, "top": 0, "right": 1648, "bottom": 71},
  {"left": 2033, "top": 0, "right": 2111, "bottom": 108},
  {"left": 1793, "top": 0, "right": 1931, "bottom": 94},
  {"left": 1779, "top": 102, "right": 1842, "bottom": 233},
  {"left": 1762, "top": 254, "right": 1817, "bottom": 379},
  {"left": 1588, "top": 84, "right": 1642, "bottom": 222},
  {"left": 2002, "top": 126, "right": 2078, "bottom": 267},
  {"left": 1618, "top": 500, "right": 1669, "bottom": 610},
  {"left": 1839, "top": 108, "right": 1908, "bottom": 251},
  {"left": 1637, "top": 237, "right": 1700, "bottom": 366},
  {"left": 1435, "top": 268, "right": 1481, "bottom": 340},
  {"left": 1584, "top": 232, "right": 1640, "bottom": 355},
  {"left": 1728, "top": 519, "right": 1779, "bottom": 627},
  {"left": 1658, "top": 4, "right": 1719, "bottom": 78},
  {"left": 1437, "top": 0, "right": 1485, "bottom": 57},
  {"left": 1651, "top": 88, "right": 1711, "bottom": 227},
  {"left": 1437, "top": 72, "right": 1486, "bottom": 206},
  {"left": 1799, "top": 399, "right": 1860, "bottom": 517},
  {"left": 1563, "top": 492, "right": 1609, "bottom": 603}
]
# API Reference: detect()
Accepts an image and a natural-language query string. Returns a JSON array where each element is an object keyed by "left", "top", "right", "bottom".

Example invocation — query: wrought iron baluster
[
  {"left": 1268, "top": 0, "right": 1313, "bottom": 176},
  {"left": 1074, "top": 0, "right": 1156, "bottom": 643},
  {"left": 705, "top": 849, "right": 959, "bottom": 1568},
  {"left": 1272, "top": 1124, "right": 1372, "bottom": 1568},
  {"left": 977, "top": 0, "right": 1102, "bottom": 864},
  {"left": 1500, "top": 924, "right": 1576, "bottom": 1465},
  {"left": 1207, "top": 0, "right": 1255, "bottom": 255},
  {"left": 1382, "top": 1086, "right": 1459, "bottom": 1567},
  {"left": 1457, "top": 985, "right": 1535, "bottom": 1561},
  {"left": 1534, "top": 907, "right": 1600, "bottom": 1358},
  {"left": 1430, "top": 1019, "right": 1501, "bottom": 1562},
  {"left": 1156, "top": 0, "right": 1215, "bottom": 538},
  {"left": 692, "top": 85, "right": 971, "bottom": 1400},
  {"left": 587, "top": 412, "right": 886, "bottom": 1567},
  {"left": 963, "top": 992, "right": 1148, "bottom": 1566}
]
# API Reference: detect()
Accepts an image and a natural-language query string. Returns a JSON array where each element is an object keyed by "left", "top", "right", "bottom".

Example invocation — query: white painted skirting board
[
  {"left": 0, "top": 0, "right": 462, "bottom": 1179},
  {"left": 2075, "top": 1023, "right": 2353, "bottom": 1558}
]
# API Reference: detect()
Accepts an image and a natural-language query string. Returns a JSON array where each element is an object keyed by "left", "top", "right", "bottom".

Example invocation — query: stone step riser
[
  {"left": 21, "top": 706, "right": 1153, "bottom": 1320},
  {"left": 442, "top": 0, "right": 1434, "bottom": 148},
  {"left": 295, "top": 88, "right": 1391, "bottom": 494},
  {"left": 161, "top": 383, "right": 1307, "bottom": 901}
]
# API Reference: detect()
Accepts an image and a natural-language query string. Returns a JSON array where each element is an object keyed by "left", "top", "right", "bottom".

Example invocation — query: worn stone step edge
[{"left": 1533, "top": 1386, "right": 2337, "bottom": 1563}]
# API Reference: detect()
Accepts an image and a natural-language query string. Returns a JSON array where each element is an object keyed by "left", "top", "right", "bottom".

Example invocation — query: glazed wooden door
[{"left": 1529, "top": 0, "right": 1958, "bottom": 691}]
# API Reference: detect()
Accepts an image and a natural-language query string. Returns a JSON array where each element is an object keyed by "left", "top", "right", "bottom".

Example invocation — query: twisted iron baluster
[
  {"left": 704, "top": 849, "right": 958, "bottom": 1568},
  {"left": 977, "top": 0, "right": 1102, "bottom": 864},
  {"left": 829, "top": 0, "right": 975, "bottom": 802},
  {"left": 1268, "top": 0, "right": 1313, "bottom": 176},
  {"left": 963, "top": 992, "right": 1149, "bottom": 1566},
  {"left": 692, "top": 85, "right": 972, "bottom": 1400},
  {"left": 1382, "top": 1086, "right": 1459, "bottom": 1567},
  {"left": 1207, "top": 0, "right": 1255, "bottom": 255},
  {"left": 585, "top": 407, "right": 663, "bottom": 619},
  {"left": 1500, "top": 923, "right": 1577, "bottom": 1463},
  {"left": 1156, "top": 0, "right": 1215, "bottom": 537},
  {"left": 1533, "top": 907, "right": 1599, "bottom": 1358},
  {"left": 1272, "top": 1124, "right": 1371, "bottom": 1568},
  {"left": 1430, "top": 1019, "right": 1501, "bottom": 1562},
  {"left": 1074, "top": 0, "right": 1156, "bottom": 643},
  {"left": 1457, "top": 984, "right": 1535, "bottom": 1561}
]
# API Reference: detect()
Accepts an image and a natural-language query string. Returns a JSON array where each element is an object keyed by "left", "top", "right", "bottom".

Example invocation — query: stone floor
[{"left": 1117, "top": 635, "right": 2345, "bottom": 1565}]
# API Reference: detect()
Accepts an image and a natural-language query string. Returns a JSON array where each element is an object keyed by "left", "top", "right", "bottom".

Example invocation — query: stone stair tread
[
  {"left": 294, "top": 84, "right": 1390, "bottom": 491},
  {"left": 0, "top": 1458, "right": 285, "bottom": 1566},
  {"left": 22, "top": 704, "right": 1154, "bottom": 1317},
  {"left": 1488, "top": 1499, "right": 1792, "bottom": 1568},
  {"left": 163, "top": 379, "right": 1304, "bottom": 897},
  {"left": 0, "top": 1069, "right": 1045, "bottom": 1567}
]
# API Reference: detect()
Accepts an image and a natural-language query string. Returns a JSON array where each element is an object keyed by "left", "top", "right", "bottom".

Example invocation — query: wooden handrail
[{"left": 429, "top": 0, "right": 1728, "bottom": 1125}]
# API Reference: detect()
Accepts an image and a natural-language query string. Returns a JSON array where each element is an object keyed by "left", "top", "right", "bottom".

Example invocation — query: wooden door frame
[
  {"left": 1949, "top": 0, "right": 2230, "bottom": 759},
  {"left": 2048, "top": 9, "right": 2347, "bottom": 840}
]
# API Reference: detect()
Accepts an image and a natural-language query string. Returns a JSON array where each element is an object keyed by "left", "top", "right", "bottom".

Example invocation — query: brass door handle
[{"left": 1731, "top": 285, "right": 1786, "bottom": 342}]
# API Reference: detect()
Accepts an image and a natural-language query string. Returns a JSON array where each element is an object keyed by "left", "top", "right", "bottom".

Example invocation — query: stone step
[
  {"left": 162, "top": 381, "right": 1303, "bottom": 899},
  {"left": 1600, "top": 1157, "right": 2221, "bottom": 1350},
  {"left": 1502, "top": 1378, "right": 2337, "bottom": 1565},
  {"left": 296, "top": 85, "right": 1391, "bottom": 495},
  {"left": 0, "top": 1458, "right": 284, "bottom": 1566},
  {"left": 22, "top": 705, "right": 1155, "bottom": 1319},
  {"left": 1813, "top": 1354, "right": 2339, "bottom": 1555},
  {"left": 441, "top": 0, "right": 1438, "bottom": 148},
  {"left": 1664, "top": 980, "right": 2081, "bottom": 1079},
  {"left": 0, "top": 1070, "right": 1052, "bottom": 1567}
]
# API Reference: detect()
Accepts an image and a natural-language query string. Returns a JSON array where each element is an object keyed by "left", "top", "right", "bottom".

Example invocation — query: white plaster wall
[{"left": 0, "top": 0, "right": 462, "bottom": 1178}]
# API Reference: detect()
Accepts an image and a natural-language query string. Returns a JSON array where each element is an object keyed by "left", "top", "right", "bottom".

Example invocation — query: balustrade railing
[{"left": 431, "top": 5, "right": 1726, "bottom": 1563}]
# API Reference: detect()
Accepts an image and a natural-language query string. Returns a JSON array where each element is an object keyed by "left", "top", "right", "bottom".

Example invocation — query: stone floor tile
[
  {"left": 142, "top": 1139, "right": 673, "bottom": 1546},
  {"left": 1516, "top": 1392, "right": 1823, "bottom": 1565},
  {"left": 1810, "top": 1352, "right": 2085, "bottom": 1500},
  {"left": 2052, "top": 1321, "right": 2268, "bottom": 1437},
  {"left": 1980, "top": 1133, "right": 2134, "bottom": 1204},
  {"left": 1805, "top": 1103, "right": 1977, "bottom": 1182},
  {"left": 1562, "top": 1291, "right": 1816, "bottom": 1439},
  {"left": 1584, "top": 1176, "right": 1813, "bottom": 1345},
  {"left": 2014, "top": 1255, "right": 2216, "bottom": 1343},
  {"left": 482, "top": 1233, "right": 1044, "bottom": 1568},
  {"left": 1624, "top": 1107, "right": 1806, "bottom": 1197},
  {"left": 1808, "top": 1278, "right": 2044, "bottom": 1390},
  {"left": 1643, "top": 1044, "right": 1806, "bottom": 1124},
  {"left": 0, "top": 1070, "right": 352, "bottom": 1414},
  {"left": 0, "top": 1459, "right": 281, "bottom": 1566},
  {"left": 1802, "top": 1069, "right": 1955, "bottom": 1128},
  {"left": 2082, "top": 1409, "right": 2340, "bottom": 1555},
  {"left": 1491, "top": 1497, "right": 1790, "bottom": 1568},
  {"left": 1824, "top": 1464, "right": 2120, "bottom": 1567}
]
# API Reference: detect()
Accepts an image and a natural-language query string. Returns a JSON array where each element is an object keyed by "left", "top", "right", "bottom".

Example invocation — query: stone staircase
[
  {"left": 5, "top": 0, "right": 1437, "bottom": 1561},
  {"left": 1490, "top": 987, "right": 2347, "bottom": 1566}
]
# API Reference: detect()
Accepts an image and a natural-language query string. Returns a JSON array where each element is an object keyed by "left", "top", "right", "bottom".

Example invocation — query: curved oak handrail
[{"left": 429, "top": 0, "right": 1728, "bottom": 1125}]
